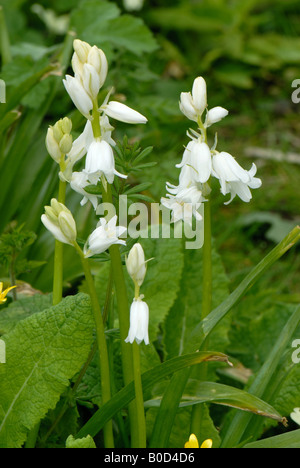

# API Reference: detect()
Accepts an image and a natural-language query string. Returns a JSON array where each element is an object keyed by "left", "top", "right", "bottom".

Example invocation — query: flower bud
[
  {"left": 192, "top": 77, "right": 207, "bottom": 115},
  {"left": 46, "top": 127, "right": 61, "bottom": 163},
  {"left": 206, "top": 106, "right": 229, "bottom": 127},
  {"left": 103, "top": 101, "right": 148, "bottom": 124},
  {"left": 63, "top": 75, "right": 93, "bottom": 117},
  {"left": 61, "top": 117, "right": 72, "bottom": 135},
  {"left": 41, "top": 199, "right": 77, "bottom": 246},
  {"left": 59, "top": 134, "right": 73, "bottom": 155},
  {"left": 58, "top": 211, "right": 77, "bottom": 244},
  {"left": 126, "top": 243, "right": 147, "bottom": 287},
  {"left": 53, "top": 122, "right": 64, "bottom": 142},
  {"left": 73, "top": 39, "right": 91, "bottom": 63}
]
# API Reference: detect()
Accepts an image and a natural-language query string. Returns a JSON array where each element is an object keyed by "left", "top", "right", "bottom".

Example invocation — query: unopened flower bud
[
  {"left": 58, "top": 211, "right": 77, "bottom": 244},
  {"left": 206, "top": 106, "right": 229, "bottom": 127},
  {"left": 59, "top": 134, "right": 73, "bottom": 155},
  {"left": 41, "top": 199, "right": 77, "bottom": 246},
  {"left": 46, "top": 127, "right": 61, "bottom": 163},
  {"left": 53, "top": 122, "right": 64, "bottom": 142},
  {"left": 61, "top": 117, "right": 72, "bottom": 135},
  {"left": 126, "top": 243, "right": 147, "bottom": 287},
  {"left": 73, "top": 39, "right": 91, "bottom": 63}
]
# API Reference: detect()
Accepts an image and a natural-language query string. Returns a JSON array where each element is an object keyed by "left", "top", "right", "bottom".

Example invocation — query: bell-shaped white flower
[
  {"left": 102, "top": 101, "right": 148, "bottom": 125},
  {"left": 176, "top": 140, "right": 212, "bottom": 184},
  {"left": 161, "top": 186, "right": 204, "bottom": 225},
  {"left": 70, "top": 171, "right": 99, "bottom": 210},
  {"left": 84, "top": 215, "right": 127, "bottom": 258},
  {"left": 84, "top": 139, "right": 127, "bottom": 185},
  {"left": 125, "top": 297, "right": 149, "bottom": 345},
  {"left": 126, "top": 243, "right": 147, "bottom": 287},
  {"left": 63, "top": 75, "right": 93, "bottom": 117},
  {"left": 41, "top": 199, "right": 77, "bottom": 245},
  {"left": 212, "top": 151, "right": 262, "bottom": 204}
]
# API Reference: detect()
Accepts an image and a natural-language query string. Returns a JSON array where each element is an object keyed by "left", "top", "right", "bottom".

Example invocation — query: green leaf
[
  {"left": 150, "top": 226, "right": 300, "bottom": 448},
  {"left": 221, "top": 304, "right": 300, "bottom": 447},
  {"left": 0, "top": 293, "right": 52, "bottom": 334},
  {"left": 65, "top": 434, "right": 96, "bottom": 449},
  {"left": 244, "top": 429, "right": 300, "bottom": 449},
  {"left": 96, "top": 15, "right": 158, "bottom": 56},
  {"left": 0, "top": 293, "right": 94, "bottom": 448},
  {"left": 146, "top": 380, "right": 285, "bottom": 424},
  {"left": 71, "top": 0, "right": 157, "bottom": 56},
  {"left": 188, "top": 226, "right": 300, "bottom": 352},
  {"left": 76, "top": 351, "right": 231, "bottom": 439}
]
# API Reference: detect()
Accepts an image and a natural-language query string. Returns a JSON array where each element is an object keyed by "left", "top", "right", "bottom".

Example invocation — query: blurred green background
[{"left": 0, "top": 0, "right": 299, "bottom": 298}]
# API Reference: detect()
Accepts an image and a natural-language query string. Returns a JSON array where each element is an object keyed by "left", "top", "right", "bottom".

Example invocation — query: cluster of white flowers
[
  {"left": 43, "top": 39, "right": 148, "bottom": 257},
  {"left": 161, "top": 77, "right": 262, "bottom": 225}
]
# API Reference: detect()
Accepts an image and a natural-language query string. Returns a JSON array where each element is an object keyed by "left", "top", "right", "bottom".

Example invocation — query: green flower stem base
[
  {"left": 101, "top": 182, "right": 141, "bottom": 447},
  {"left": 190, "top": 198, "right": 212, "bottom": 439},
  {"left": 74, "top": 242, "right": 114, "bottom": 448}
]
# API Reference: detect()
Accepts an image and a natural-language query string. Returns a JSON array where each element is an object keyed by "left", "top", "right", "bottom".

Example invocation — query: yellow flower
[
  {"left": 184, "top": 434, "right": 213, "bottom": 449},
  {"left": 0, "top": 282, "right": 16, "bottom": 304}
]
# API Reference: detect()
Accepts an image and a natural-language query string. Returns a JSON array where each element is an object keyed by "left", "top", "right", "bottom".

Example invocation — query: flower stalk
[{"left": 73, "top": 241, "right": 114, "bottom": 448}]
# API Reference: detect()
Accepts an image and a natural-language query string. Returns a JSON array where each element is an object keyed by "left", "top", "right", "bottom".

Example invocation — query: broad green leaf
[
  {"left": 94, "top": 15, "right": 158, "bottom": 56},
  {"left": 0, "top": 293, "right": 94, "bottom": 448},
  {"left": 71, "top": 0, "right": 157, "bottom": 56},
  {"left": 76, "top": 351, "right": 231, "bottom": 439},
  {"left": 66, "top": 434, "right": 96, "bottom": 449},
  {"left": 0, "top": 293, "right": 52, "bottom": 334}
]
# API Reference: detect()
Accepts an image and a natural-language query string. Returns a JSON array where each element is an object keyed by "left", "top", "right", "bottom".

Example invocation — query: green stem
[
  {"left": 74, "top": 242, "right": 114, "bottom": 448},
  {"left": 132, "top": 341, "right": 147, "bottom": 448},
  {"left": 101, "top": 183, "right": 139, "bottom": 447},
  {"left": 190, "top": 197, "right": 212, "bottom": 440},
  {"left": 52, "top": 178, "right": 66, "bottom": 306},
  {"left": 0, "top": 6, "right": 12, "bottom": 65}
]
